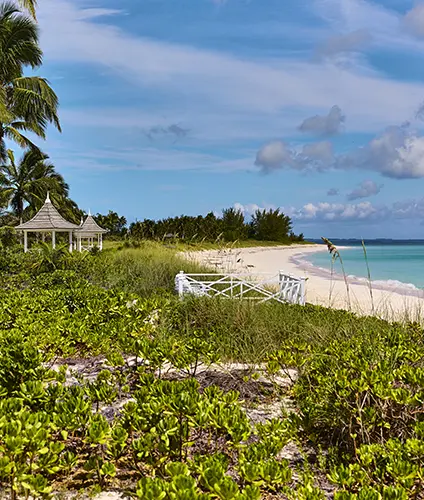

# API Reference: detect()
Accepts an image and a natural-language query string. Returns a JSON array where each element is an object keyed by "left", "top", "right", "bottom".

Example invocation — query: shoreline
[
  {"left": 185, "top": 244, "right": 424, "bottom": 320},
  {"left": 290, "top": 247, "right": 424, "bottom": 298}
]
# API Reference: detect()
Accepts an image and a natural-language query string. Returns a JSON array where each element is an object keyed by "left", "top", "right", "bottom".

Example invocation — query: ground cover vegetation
[{"left": 0, "top": 238, "right": 422, "bottom": 498}]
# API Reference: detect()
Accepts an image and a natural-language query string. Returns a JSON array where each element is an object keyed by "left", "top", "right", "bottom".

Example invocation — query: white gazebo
[
  {"left": 74, "top": 212, "right": 108, "bottom": 251},
  {"left": 16, "top": 193, "right": 80, "bottom": 253}
]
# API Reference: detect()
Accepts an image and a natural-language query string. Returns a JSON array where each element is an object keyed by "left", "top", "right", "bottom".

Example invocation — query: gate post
[
  {"left": 300, "top": 278, "right": 306, "bottom": 305},
  {"left": 175, "top": 271, "right": 185, "bottom": 298}
]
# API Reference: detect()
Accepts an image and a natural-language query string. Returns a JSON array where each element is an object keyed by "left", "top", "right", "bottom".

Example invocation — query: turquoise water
[{"left": 306, "top": 245, "right": 424, "bottom": 290}]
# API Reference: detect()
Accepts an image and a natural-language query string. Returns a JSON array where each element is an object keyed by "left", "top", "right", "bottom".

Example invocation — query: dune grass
[{"left": 85, "top": 241, "right": 211, "bottom": 298}]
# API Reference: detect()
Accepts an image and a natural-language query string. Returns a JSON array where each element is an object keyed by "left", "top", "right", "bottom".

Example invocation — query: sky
[{"left": 28, "top": 0, "right": 424, "bottom": 238}]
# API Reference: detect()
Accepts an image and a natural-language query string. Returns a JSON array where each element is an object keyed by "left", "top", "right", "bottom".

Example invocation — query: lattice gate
[{"left": 175, "top": 271, "right": 306, "bottom": 305}]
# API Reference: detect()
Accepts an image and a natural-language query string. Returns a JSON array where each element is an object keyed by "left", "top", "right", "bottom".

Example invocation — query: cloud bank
[{"left": 256, "top": 124, "right": 424, "bottom": 179}]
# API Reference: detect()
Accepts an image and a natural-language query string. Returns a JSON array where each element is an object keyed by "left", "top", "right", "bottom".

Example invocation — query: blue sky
[{"left": 29, "top": 0, "right": 424, "bottom": 238}]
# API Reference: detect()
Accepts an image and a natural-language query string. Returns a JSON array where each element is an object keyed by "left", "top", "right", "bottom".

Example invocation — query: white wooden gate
[{"left": 175, "top": 271, "right": 306, "bottom": 305}]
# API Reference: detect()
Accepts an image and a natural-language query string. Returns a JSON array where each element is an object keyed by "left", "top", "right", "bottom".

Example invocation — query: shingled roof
[
  {"left": 75, "top": 214, "right": 108, "bottom": 236},
  {"left": 16, "top": 194, "right": 79, "bottom": 231}
]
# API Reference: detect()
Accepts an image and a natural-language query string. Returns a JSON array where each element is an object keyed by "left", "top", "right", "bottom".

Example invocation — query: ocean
[{"left": 305, "top": 240, "right": 424, "bottom": 291}]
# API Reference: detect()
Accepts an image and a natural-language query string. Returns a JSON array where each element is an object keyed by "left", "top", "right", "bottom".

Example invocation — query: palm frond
[
  {"left": 17, "top": 0, "right": 37, "bottom": 20},
  {"left": 12, "top": 77, "right": 61, "bottom": 132},
  {"left": 0, "top": 4, "right": 41, "bottom": 80},
  {"left": 4, "top": 125, "right": 39, "bottom": 149}
]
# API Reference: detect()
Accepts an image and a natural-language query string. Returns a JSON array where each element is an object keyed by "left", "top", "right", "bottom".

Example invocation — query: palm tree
[
  {"left": 18, "top": 0, "right": 37, "bottom": 19},
  {"left": 0, "top": 149, "right": 70, "bottom": 224},
  {"left": 0, "top": 2, "right": 61, "bottom": 162}
]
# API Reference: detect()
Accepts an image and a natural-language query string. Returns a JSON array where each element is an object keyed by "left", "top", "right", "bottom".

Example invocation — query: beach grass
[{"left": 85, "top": 241, "right": 211, "bottom": 297}]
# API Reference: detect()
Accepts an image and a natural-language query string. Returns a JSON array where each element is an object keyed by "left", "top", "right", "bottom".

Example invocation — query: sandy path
[{"left": 184, "top": 244, "right": 424, "bottom": 321}]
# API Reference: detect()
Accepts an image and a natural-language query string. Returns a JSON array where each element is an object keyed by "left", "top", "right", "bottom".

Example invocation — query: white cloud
[
  {"left": 351, "top": 127, "right": 424, "bottom": 179},
  {"left": 254, "top": 140, "right": 334, "bottom": 172},
  {"left": 37, "top": 0, "right": 424, "bottom": 132},
  {"left": 318, "top": 29, "right": 372, "bottom": 58},
  {"left": 75, "top": 9, "right": 124, "bottom": 21},
  {"left": 404, "top": 4, "right": 424, "bottom": 38},
  {"left": 49, "top": 143, "right": 255, "bottom": 173},
  {"left": 312, "top": 0, "right": 424, "bottom": 64},
  {"left": 254, "top": 141, "right": 295, "bottom": 172},
  {"left": 234, "top": 197, "right": 424, "bottom": 225},
  {"left": 347, "top": 180, "right": 382, "bottom": 200},
  {"left": 233, "top": 202, "right": 278, "bottom": 217},
  {"left": 256, "top": 124, "right": 424, "bottom": 179},
  {"left": 302, "top": 141, "right": 334, "bottom": 162},
  {"left": 289, "top": 201, "right": 380, "bottom": 222},
  {"left": 298, "top": 105, "right": 345, "bottom": 136}
]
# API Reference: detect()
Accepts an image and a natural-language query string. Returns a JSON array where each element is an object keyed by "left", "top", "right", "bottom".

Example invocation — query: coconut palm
[
  {"left": 0, "top": 149, "right": 70, "bottom": 224},
  {"left": 18, "top": 0, "right": 37, "bottom": 19},
  {"left": 0, "top": 2, "right": 61, "bottom": 162}
]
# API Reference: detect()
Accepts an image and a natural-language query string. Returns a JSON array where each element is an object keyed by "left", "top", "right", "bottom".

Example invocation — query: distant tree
[
  {"left": 128, "top": 208, "right": 303, "bottom": 244},
  {"left": 222, "top": 207, "right": 247, "bottom": 241},
  {"left": 203, "top": 212, "right": 222, "bottom": 241},
  {"left": 95, "top": 211, "right": 127, "bottom": 237},
  {"left": 250, "top": 208, "right": 293, "bottom": 242}
]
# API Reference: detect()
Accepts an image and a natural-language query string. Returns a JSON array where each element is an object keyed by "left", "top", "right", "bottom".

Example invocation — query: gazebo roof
[
  {"left": 75, "top": 214, "right": 108, "bottom": 235},
  {"left": 16, "top": 194, "right": 79, "bottom": 231}
]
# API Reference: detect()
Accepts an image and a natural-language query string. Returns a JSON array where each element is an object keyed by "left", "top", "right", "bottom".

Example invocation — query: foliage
[
  {"left": 0, "top": 2, "right": 60, "bottom": 162},
  {"left": 94, "top": 210, "right": 127, "bottom": 238},
  {"left": 0, "top": 271, "right": 313, "bottom": 498},
  {"left": 0, "top": 149, "right": 79, "bottom": 223},
  {"left": 0, "top": 240, "right": 422, "bottom": 498},
  {"left": 292, "top": 321, "right": 424, "bottom": 451},
  {"left": 250, "top": 208, "right": 293, "bottom": 242},
  {"left": 129, "top": 207, "right": 303, "bottom": 244},
  {"left": 0, "top": 225, "right": 17, "bottom": 248},
  {"left": 221, "top": 207, "right": 247, "bottom": 241}
]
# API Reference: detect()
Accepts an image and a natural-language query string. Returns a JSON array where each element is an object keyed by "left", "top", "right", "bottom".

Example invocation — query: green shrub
[{"left": 293, "top": 322, "right": 424, "bottom": 451}]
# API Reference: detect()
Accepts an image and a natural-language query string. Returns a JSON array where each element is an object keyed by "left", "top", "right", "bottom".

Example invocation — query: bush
[
  {"left": 0, "top": 226, "right": 18, "bottom": 248},
  {"left": 293, "top": 321, "right": 424, "bottom": 451}
]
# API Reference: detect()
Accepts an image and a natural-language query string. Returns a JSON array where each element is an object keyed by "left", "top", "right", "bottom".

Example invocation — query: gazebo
[
  {"left": 74, "top": 212, "right": 108, "bottom": 251},
  {"left": 16, "top": 193, "right": 80, "bottom": 253}
]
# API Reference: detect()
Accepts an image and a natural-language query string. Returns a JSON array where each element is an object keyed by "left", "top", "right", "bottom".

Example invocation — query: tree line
[{"left": 95, "top": 208, "right": 304, "bottom": 243}]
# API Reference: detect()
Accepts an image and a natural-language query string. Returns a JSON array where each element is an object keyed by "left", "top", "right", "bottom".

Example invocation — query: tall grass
[
  {"left": 168, "top": 296, "right": 393, "bottom": 362},
  {"left": 85, "top": 241, "right": 211, "bottom": 297}
]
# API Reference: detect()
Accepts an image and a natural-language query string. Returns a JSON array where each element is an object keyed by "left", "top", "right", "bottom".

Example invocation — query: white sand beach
[{"left": 185, "top": 244, "right": 424, "bottom": 321}]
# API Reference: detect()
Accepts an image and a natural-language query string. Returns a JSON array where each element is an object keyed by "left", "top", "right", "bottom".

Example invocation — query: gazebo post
[
  {"left": 77, "top": 236, "right": 82, "bottom": 252},
  {"left": 69, "top": 231, "right": 73, "bottom": 253},
  {"left": 100, "top": 233, "right": 103, "bottom": 251},
  {"left": 52, "top": 231, "right": 56, "bottom": 249},
  {"left": 24, "top": 231, "right": 28, "bottom": 253}
]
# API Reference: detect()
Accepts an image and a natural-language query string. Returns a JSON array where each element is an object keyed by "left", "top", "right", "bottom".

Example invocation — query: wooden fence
[{"left": 175, "top": 271, "right": 306, "bottom": 305}]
